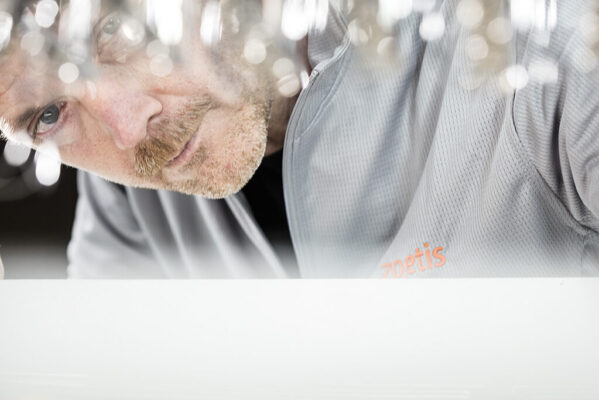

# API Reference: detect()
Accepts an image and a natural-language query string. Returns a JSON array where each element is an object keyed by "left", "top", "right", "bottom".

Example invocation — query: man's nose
[{"left": 83, "top": 78, "right": 163, "bottom": 150}]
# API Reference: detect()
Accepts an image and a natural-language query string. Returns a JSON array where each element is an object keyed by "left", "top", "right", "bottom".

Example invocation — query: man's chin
[
  {"left": 126, "top": 159, "right": 263, "bottom": 199},
  {"left": 165, "top": 159, "right": 264, "bottom": 198},
  {"left": 167, "top": 179, "right": 248, "bottom": 199}
]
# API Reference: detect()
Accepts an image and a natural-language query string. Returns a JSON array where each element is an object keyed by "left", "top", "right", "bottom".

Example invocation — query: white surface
[{"left": 0, "top": 279, "right": 598, "bottom": 399}]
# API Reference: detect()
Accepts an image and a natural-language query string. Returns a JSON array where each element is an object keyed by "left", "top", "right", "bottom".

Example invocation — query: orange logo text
[{"left": 381, "top": 243, "right": 446, "bottom": 278}]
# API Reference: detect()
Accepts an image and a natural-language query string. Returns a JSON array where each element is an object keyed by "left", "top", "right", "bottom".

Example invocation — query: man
[{"left": 1, "top": 0, "right": 598, "bottom": 278}]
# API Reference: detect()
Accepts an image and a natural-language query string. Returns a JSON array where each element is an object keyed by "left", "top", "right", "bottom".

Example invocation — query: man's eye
[
  {"left": 35, "top": 104, "right": 61, "bottom": 135},
  {"left": 97, "top": 13, "right": 122, "bottom": 44},
  {"left": 95, "top": 12, "right": 145, "bottom": 63},
  {"left": 102, "top": 15, "right": 122, "bottom": 35}
]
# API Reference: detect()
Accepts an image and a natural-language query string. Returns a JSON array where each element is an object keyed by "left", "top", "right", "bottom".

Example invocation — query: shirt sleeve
[{"left": 67, "top": 171, "right": 165, "bottom": 278}]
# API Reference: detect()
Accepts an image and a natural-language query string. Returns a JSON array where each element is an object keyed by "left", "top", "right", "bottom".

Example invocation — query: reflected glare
[
  {"left": 0, "top": 11, "right": 13, "bottom": 51},
  {"left": 35, "top": 0, "right": 59, "bottom": 28},
  {"left": 34, "top": 143, "right": 61, "bottom": 187},
  {"left": 147, "top": 0, "right": 183, "bottom": 45},
  {"left": 58, "top": 62, "right": 80, "bottom": 84},
  {"left": 3, "top": 141, "right": 30, "bottom": 167}
]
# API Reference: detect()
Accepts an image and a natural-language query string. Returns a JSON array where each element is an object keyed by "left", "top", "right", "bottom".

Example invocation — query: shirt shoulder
[{"left": 512, "top": 0, "right": 599, "bottom": 230}]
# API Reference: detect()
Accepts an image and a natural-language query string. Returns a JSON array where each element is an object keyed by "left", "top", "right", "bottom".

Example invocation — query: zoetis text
[{"left": 381, "top": 243, "right": 446, "bottom": 278}]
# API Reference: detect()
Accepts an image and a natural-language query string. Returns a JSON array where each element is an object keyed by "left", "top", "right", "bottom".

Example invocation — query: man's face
[{"left": 0, "top": 1, "right": 272, "bottom": 198}]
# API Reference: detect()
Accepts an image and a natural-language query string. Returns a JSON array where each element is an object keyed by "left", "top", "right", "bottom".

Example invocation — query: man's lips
[
  {"left": 165, "top": 130, "right": 202, "bottom": 169},
  {"left": 164, "top": 102, "right": 214, "bottom": 170},
  {"left": 134, "top": 97, "right": 214, "bottom": 178}
]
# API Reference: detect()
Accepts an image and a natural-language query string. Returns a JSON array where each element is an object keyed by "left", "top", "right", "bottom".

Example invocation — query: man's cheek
[
  {"left": 41, "top": 105, "right": 84, "bottom": 148},
  {"left": 60, "top": 142, "right": 130, "bottom": 178}
]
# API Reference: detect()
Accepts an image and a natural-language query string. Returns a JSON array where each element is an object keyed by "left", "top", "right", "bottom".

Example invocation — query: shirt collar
[{"left": 306, "top": 4, "right": 349, "bottom": 71}]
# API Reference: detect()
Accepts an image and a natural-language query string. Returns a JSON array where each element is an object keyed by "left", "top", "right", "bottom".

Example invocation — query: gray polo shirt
[{"left": 68, "top": 0, "right": 599, "bottom": 278}]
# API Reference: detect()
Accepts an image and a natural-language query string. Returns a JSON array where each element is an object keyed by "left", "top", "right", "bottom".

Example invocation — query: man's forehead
[
  {"left": 0, "top": 36, "right": 25, "bottom": 91},
  {"left": 0, "top": 0, "right": 135, "bottom": 86},
  {"left": 0, "top": 0, "right": 142, "bottom": 31},
  {"left": 0, "top": 0, "right": 141, "bottom": 136},
  {"left": 0, "top": 52, "right": 31, "bottom": 139}
]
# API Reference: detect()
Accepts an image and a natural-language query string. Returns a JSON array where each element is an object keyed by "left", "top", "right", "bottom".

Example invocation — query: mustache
[{"left": 135, "top": 97, "right": 213, "bottom": 177}]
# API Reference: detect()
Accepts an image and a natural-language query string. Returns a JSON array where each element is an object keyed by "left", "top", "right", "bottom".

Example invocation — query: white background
[{"left": 0, "top": 279, "right": 598, "bottom": 399}]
